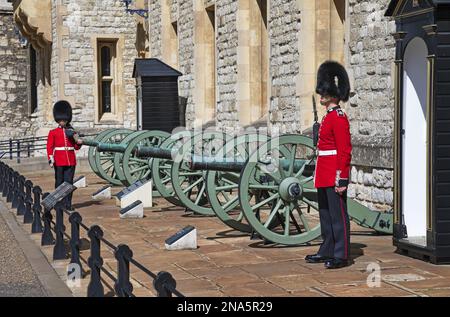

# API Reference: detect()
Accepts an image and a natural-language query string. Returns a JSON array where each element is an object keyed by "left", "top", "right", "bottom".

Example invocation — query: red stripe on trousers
[{"left": 339, "top": 196, "right": 348, "bottom": 259}]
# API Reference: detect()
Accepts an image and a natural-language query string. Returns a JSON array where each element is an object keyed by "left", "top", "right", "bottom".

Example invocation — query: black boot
[
  {"left": 324, "top": 258, "right": 349, "bottom": 269},
  {"left": 305, "top": 254, "right": 332, "bottom": 263}
]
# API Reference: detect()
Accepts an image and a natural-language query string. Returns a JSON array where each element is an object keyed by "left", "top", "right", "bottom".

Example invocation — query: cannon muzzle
[
  {"left": 81, "top": 139, "right": 99, "bottom": 147},
  {"left": 96, "top": 143, "right": 128, "bottom": 153},
  {"left": 134, "top": 146, "right": 173, "bottom": 160}
]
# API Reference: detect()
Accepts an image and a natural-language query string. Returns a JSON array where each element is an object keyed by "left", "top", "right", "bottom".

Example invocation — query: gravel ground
[{"left": 0, "top": 210, "right": 46, "bottom": 297}]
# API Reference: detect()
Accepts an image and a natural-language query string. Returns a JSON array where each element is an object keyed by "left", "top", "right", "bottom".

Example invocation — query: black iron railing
[
  {"left": 0, "top": 134, "right": 97, "bottom": 163},
  {"left": 0, "top": 161, "right": 183, "bottom": 297}
]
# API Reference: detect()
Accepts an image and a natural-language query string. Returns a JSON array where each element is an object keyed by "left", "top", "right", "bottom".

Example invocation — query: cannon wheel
[
  {"left": 94, "top": 129, "right": 133, "bottom": 185},
  {"left": 170, "top": 131, "right": 232, "bottom": 215},
  {"left": 108, "top": 130, "right": 148, "bottom": 185},
  {"left": 206, "top": 133, "right": 269, "bottom": 232},
  {"left": 88, "top": 129, "right": 116, "bottom": 176},
  {"left": 239, "top": 134, "right": 321, "bottom": 245},
  {"left": 151, "top": 130, "right": 193, "bottom": 206},
  {"left": 117, "top": 130, "right": 170, "bottom": 190}
]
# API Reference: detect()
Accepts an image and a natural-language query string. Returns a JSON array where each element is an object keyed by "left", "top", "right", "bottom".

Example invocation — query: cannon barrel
[
  {"left": 190, "top": 155, "right": 245, "bottom": 172},
  {"left": 96, "top": 143, "right": 128, "bottom": 153},
  {"left": 82, "top": 139, "right": 99, "bottom": 147},
  {"left": 190, "top": 155, "right": 315, "bottom": 175},
  {"left": 134, "top": 145, "right": 174, "bottom": 160}
]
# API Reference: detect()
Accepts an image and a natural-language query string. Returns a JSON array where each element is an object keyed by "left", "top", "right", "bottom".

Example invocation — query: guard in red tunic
[
  {"left": 305, "top": 61, "right": 352, "bottom": 269},
  {"left": 46, "top": 100, "right": 82, "bottom": 210}
]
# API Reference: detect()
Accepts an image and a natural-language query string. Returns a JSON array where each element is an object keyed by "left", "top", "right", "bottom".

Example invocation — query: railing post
[
  {"left": 0, "top": 162, "right": 4, "bottom": 193},
  {"left": 87, "top": 225, "right": 104, "bottom": 297},
  {"left": 32, "top": 186, "right": 43, "bottom": 233},
  {"left": 153, "top": 271, "right": 177, "bottom": 297},
  {"left": 8, "top": 171, "right": 18, "bottom": 204},
  {"left": 9, "top": 138, "right": 12, "bottom": 160},
  {"left": 53, "top": 202, "right": 67, "bottom": 260},
  {"left": 68, "top": 211, "right": 83, "bottom": 278},
  {"left": 27, "top": 142, "right": 31, "bottom": 158},
  {"left": 2, "top": 167, "right": 11, "bottom": 198},
  {"left": 41, "top": 193, "right": 55, "bottom": 246},
  {"left": 23, "top": 180, "right": 34, "bottom": 223},
  {"left": 114, "top": 244, "right": 134, "bottom": 297},
  {"left": 17, "top": 140, "right": 21, "bottom": 164},
  {"left": 0, "top": 163, "right": 4, "bottom": 194},
  {"left": 15, "top": 175, "right": 26, "bottom": 215}
]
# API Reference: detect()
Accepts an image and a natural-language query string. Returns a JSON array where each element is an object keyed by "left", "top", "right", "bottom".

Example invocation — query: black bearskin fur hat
[
  {"left": 315, "top": 61, "right": 350, "bottom": 102},
  {"left": 53, "top": 100, "right": 72, "bottom": 123}
]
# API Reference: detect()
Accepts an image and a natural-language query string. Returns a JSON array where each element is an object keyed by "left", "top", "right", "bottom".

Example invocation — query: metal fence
[
  {"left": 0, "top": 134, "right": 97, "bottom": 163},
  {"left": 0, "top": 161, "right": 184, "bottom": 297}
]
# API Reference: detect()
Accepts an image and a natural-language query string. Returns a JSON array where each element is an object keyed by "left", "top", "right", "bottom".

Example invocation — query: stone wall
[
  {"left": 52, "top": 0, "right": 138, "bottom": 131},
  {"left": 170, "top": 0, "right": 178, "bottom": 22},
  {"left": 215, "top": 0, "right": 238, "bottom": 133},
  {"left": 268, "top": 0, "right": 300, "bottom": 135},
  {"left": 0, "top": 7, "right": 32, "bottom": 140},
  {"left": 149, "top": 0, "right": 162, "bottom": 59},
  {"left": 348, "top": 166, "right": 394, "bottom": 212},
  {"left": 346, "top": 0, "right": 396, "bottom": 210},
  {"left": 177, "top": 0, "right": 196, "bottom": 127}
]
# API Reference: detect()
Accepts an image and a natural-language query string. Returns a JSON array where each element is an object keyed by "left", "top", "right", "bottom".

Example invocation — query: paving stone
[
  {"left": 241, "top": 261, "right": 311, "bottom": 277},
  {"left": 13, "top": 170, "right": 450, "bottom": 297},
  {"left": 221, "top": 282, "right": 287, "bottom": 297},
  {"left": 266, "top": 275, "right": 323, "bottom": 291},
  {"left": 315, "top": 281, "right": 418, "bottom": 297}
]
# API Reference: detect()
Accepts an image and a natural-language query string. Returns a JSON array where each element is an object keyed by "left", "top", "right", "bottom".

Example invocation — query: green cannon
[
  {"left": 85, "top": 129, "right": 134, "bottom": 185},
  {"left": 189, "top": 134, "right": 393, "bottom": 245},
  {"left": 83, "top": 130, "right": 169, "bottom": 187},
  {"left": 135, "top": 130, "right": 232, "bottom": 207}
]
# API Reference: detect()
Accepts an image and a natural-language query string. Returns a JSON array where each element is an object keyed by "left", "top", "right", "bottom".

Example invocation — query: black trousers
[
  {"left": 54, "top": 165, "right": 76, "bottom": 209},
  {"left": 317, "top": 187, "right": 350, "bottom": 260}
]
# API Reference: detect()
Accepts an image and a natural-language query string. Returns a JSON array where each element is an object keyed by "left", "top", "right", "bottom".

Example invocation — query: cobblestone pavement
[
  {"left": 0, "top": 203, "right": 46, "bottom": 297},
  {"left": 19, "top": 170, "right": 450, "bottom": 297}
]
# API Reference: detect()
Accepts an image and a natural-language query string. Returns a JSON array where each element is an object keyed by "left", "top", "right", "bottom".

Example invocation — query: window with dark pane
[
  {"left": 30, "top": 45, "right": 38, "bottom": 114},
  {"left": 101, "top": 46, "right": 111, "bottom": 77},
  {"left": 97, "top": 40, "right": 117, "bottom": 118},
  {"left": 101, "top": 80, "right": 112, "bottom": 113}
]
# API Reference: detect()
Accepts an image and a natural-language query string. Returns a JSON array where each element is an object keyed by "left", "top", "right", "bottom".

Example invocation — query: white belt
[
  {"left": 54, "top": 147, "right": 75, "bottom": 151},
  {"left": 318, "top": 150, "right": 337, "bottom": 156}
]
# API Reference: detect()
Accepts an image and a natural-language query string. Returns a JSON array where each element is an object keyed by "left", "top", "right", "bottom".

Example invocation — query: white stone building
[{"left": 2, "top": 0, "right": 396, "bottom": 210}]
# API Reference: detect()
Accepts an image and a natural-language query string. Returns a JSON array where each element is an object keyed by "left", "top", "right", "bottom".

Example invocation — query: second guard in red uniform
[
  {"left": 305, "top": 61, "right": 353, "bottom": 269},
  {"left": 46, "top": 100, "right": 82, "bottom": 210}
]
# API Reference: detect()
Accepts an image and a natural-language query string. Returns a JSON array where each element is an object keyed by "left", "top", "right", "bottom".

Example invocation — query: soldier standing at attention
[
  {"left": 305, "top": 61, "right": 353, "bottom": 269},
  {"left": 46, "top": 100, "right": 82, "bottom": 211}
]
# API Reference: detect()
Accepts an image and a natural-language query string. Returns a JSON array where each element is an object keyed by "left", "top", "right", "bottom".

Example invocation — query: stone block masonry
[{"left": 0, "top": 8, "right": 32, "bottom": 140}]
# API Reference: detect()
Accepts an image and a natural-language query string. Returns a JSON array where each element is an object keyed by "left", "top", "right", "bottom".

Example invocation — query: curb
[{"left": 0, "top": 199, "right": 73, "bottom": 297}]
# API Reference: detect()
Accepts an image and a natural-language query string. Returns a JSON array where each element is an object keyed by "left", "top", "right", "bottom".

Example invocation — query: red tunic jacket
[
  {"left": 46, "top": 126, "right": 81, "bottom": 166},
  {"left": 314, "top": 106, "right": 352, "bottom": 188}
]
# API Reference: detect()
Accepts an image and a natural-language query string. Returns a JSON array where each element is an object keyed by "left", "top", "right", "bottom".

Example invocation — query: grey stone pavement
[
  {"left": 0, "top": 204, "right": 46, "bottom": 296},
  {"left": 0, "top": 200, "right": 72, "bottom": 297}
]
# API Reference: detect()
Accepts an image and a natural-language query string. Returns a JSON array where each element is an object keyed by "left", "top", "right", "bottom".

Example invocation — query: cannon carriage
[{"left": 82, "top": 128, "right": 393, "bottom": 246}]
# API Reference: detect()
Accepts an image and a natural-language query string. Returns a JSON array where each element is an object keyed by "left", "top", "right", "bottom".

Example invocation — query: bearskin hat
[
  {"left": 315, "top": 61, "right": 350, "bottom": 102},
  {"left": 53, "top": 100, "right": 72, "bottom": 123}
]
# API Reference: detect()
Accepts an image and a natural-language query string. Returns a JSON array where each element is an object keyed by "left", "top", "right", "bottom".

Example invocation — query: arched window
[
  {"left": 29, "top": 44, "right": 38, "bottom": 114},
  {"left": 97, "top": 41, "right": 117, "bottom": 117}
]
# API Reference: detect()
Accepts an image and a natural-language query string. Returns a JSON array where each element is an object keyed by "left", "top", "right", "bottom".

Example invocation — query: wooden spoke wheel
[
  {"left": 206, "top": 133, "right": 269, "bottom": 232},
  {"left": 116, "top": 130, "right": 170, "bottom": 194},
  {"left": 238, "top": 134, "right": 320, "bottom": 245},
  {"left": 88, "top": 129, "right": 117, "bottom": 176},
  {"left": 151, "top": 130, "right": 193, "bottom": 206},
  {"left": 170, "top": 131, "right": 231, "bottom": 215},
  {"left": 94, "top": 129, "right": 133, "bottom": 185}
]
